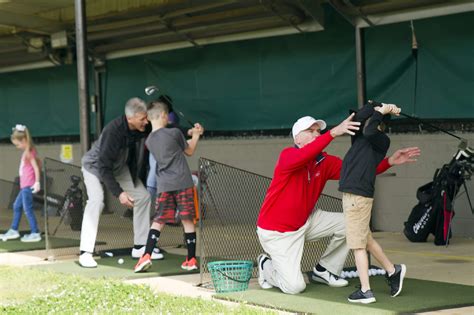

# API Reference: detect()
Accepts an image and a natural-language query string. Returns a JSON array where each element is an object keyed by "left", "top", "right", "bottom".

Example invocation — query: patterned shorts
[{"left": 153, "top": 187, "right": 196, "bottom": 224}]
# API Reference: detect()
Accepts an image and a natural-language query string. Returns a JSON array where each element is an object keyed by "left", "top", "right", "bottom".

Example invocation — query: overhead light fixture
[
  {"left": 51, "top": 30, "right": 68, "bottom": 49},
  {"left": 28, "top": 37, "right": 44, "bottom": 53}
]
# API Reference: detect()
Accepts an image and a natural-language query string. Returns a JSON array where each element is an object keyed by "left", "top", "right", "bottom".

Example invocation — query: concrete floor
[{"left": 0, "top": 231, "right": 472, "bottom": 314}]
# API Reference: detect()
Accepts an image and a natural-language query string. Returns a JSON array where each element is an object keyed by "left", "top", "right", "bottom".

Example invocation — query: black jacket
[
  {"left": 82, "top": 116, "right": 150, "bottom": 197},
  {"left": 339, "top": 104, "right": 390, "bottom": 198}
]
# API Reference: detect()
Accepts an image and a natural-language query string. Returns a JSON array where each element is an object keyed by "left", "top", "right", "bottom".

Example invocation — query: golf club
[
  {"left": 144, "top": 85, "right": 195, "bottom": 128},
  {"left": 367, "top": 100, "right": 464, "bottom": 141}
]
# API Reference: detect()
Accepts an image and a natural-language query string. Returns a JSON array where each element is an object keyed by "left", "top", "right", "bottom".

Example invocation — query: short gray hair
[
  {"left": 147, "top": 101, "right": 169, "bottom": 120},
  {"left": 124, "top": 97, "right": 147, "bottom": 117}
]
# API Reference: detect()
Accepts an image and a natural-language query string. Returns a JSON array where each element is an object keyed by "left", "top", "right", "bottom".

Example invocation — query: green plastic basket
[{"left": 207, "top": 260, "right": 253, "bottom": 293}]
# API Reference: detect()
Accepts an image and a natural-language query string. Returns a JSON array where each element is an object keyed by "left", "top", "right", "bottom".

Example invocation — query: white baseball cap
[{"left": 292, "top": 116, "right": 327, "bottom": 140}]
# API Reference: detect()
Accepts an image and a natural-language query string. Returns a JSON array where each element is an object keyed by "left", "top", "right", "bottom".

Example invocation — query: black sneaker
[
  {"left": 348, "top": 289, "right": 376, "bottom": 304},
  {"left": 386, "top": 264, "right": 406, "bottom": 297}
]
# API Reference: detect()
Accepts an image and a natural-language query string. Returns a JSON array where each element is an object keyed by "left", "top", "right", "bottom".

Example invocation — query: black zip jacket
[
  {"left": 339, "top": 104, "right": 390, "bottom": 198},
  {"left": 82, "top": 115, "right": 150, "bottom": 197}
]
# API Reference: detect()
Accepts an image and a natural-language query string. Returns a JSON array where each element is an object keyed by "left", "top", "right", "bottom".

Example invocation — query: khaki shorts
[{"left": 342, "top": 192, "right": 374, "bottom": 249}]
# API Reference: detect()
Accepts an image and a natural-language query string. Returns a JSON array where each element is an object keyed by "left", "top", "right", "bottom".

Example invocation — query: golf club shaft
[
  {"left": 175, "top": 109, "right": 195, "bottom": 128},
  {"left": 399, "top": 112, "right": 462, "bottom": 140},
  {"left": 368, "top": 101, "right": 462, "bottom": 141}
]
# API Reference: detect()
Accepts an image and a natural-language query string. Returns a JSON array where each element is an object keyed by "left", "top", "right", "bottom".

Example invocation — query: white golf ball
[
  {"left": 118, "top": 258, "right": 124, "bottom": 264},
  {"left": 2, "top": 236, "right": 7, "bottom": 242}
]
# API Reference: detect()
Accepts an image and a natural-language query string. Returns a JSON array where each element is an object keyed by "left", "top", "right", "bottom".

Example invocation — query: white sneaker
[
  {"left": 79, "top": 252, "right": 98, "bottom": 268},
  {"left": 131, "top": 246, "right": 164, "bottom": 260},
  {"left": 20, "top": 233, "right": 41, "bottom": 242},
  {"left": 2, "top": 229, "right": 20, "bottom": 240},
  {"left": 257, "top": 254, "right": 273, "bottom": 289},
  {"left": 312, "top": 267, "right": 349, "bottom": 287}
]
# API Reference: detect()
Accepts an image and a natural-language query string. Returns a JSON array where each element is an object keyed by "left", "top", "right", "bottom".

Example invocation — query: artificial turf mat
[
  {"left": 215, "top": 276, "right": 474, "bottom": 314},
  {"left": 0, "top": 236, "right": 82, "bottom": 253},
  {"left": 33, "top": 253, "right": 199, "bottom": 279}
]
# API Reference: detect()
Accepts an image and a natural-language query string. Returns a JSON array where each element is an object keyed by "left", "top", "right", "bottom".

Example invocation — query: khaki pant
[
  {"left": 257, "top": 209, "right": 349, "bottom": 294},
  {"left": 80, "top": 167, "right": 151, "bottom": 253},
  {"left": 342, "top": 192, "right": 374, "bottom": 249}
]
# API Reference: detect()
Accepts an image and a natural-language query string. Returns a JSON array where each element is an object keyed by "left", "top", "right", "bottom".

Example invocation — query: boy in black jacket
[{"left": 339, "top": 101, "right": 420, "bottom": 304}]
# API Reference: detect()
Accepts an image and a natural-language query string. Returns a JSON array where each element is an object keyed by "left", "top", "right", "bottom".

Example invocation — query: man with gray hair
[{"left": 79, "top": 97, "right": 163, "bottom": 268}]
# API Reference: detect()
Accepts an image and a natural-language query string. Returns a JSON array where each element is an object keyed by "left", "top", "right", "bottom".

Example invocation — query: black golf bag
[
  {"left": 55, "top": 175, "right": 84, "bottom": 232},
  {"left": 404, "top": 145, "right": 473, "bottom": 245}
]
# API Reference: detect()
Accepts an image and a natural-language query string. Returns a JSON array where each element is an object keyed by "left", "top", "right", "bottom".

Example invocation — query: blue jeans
[{"left": 11, "top": 187, "right": 39, "bottom": 233}]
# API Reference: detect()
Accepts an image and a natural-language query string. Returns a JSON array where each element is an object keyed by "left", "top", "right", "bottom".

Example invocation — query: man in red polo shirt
[{"left": 257, "top": 113, "right": 420, "bottom": 294}]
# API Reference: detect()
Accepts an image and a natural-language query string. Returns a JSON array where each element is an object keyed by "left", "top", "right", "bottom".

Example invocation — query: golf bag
[
  {"left": 404, "top": 145, "right": 473, "bottom": 245},
  {"left": 54, "top": 175, "right": 84, "bottom": 233}
]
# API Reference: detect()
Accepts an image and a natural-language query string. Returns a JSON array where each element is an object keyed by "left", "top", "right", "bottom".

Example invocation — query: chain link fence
[{"left": 198, "top": 157, "right": 355, "bottom": 284}]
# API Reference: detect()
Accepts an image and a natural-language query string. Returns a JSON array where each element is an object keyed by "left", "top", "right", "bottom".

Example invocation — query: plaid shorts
[{"left": 153, "top": 187, "right": 196, "bottom": 224}]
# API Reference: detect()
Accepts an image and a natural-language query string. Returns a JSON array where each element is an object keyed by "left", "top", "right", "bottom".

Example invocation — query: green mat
[
  {"left": 0, "top": 236, "right": 82, "bottom": 253},
  {"left": 216, "top": 277, "right": 474, "bottom": 314},
  {"left": 34, "top": 253, "right": 199, "bottom": 279}
]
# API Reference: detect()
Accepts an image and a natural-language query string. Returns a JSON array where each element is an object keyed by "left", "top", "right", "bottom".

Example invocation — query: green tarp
[{"left": 0, "top": 9, "right": 472, "bottom": 138}]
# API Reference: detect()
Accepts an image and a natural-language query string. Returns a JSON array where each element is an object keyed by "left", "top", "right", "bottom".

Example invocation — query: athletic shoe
[
  {"left": 2, "top": 229, "right": 20, "bottom": 240},
  {"left": 20, "top": 233, "right": 41, "bottom": 243},
  {"left": 131, "top": 246, "right": 164, "bottom": 260},
  {"left": 257, "top": 254, "right": 273, "bottom": 289},
  {"left": 181, "top": 258, "right": 189, "bottom": 270},
  {"left": 348, "top": 289, "right": 376, "bottom": 304},
  {"left": 181, "top": 257, "right": 199, "bottom": 270},
  {"left": 79, "top": 252, "right": 98, "bottom": 268},
  {"left": 134, "top": 254, "right": 152, "bottom": 273},
  {"left": 312, "top": 267, "right": 349, "bottom": 287},
  {"left": 386, "top": 264, "right": 406, "bottom": 297}
]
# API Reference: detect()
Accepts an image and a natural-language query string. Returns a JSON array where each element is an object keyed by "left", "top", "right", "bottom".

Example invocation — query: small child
[
  {"left": 134, "top": 100, "right": 204, "bottom": 272},
  {"left": 1, "top": 124, "right": 42, "bottom": 242},
  {"left": 339, "top": 101, "right": 416, "bottom": 304}
]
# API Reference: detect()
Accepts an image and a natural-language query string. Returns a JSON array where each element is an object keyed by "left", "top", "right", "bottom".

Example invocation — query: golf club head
[{"left": 145, "top": 85, "right": 159, "bottom": 96}]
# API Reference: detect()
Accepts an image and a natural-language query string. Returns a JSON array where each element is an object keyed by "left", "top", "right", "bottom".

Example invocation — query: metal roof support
[
  {"left": 327, "top": 0, "right": 354, "bottom": 26},
  {"left": 355, "top": 26, "right": 366, "bottom": 108},
  {"left": 75, "top": 0, "right": 91, "bottom": 154},
  {"left": 343, "top": 0, "right": 374, "bottom": 27},
  {"left": 156, "top": 16, "right": 200, "bottom": 47},
  {"left": 355, "top": 1, "right": 474, "bottom": 28},
  {"left": 260, "top": 0, "right": 304, "bottom": 33}
]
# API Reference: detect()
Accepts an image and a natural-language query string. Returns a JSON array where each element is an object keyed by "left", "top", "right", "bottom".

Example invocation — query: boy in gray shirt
[{"left": 134, "top": 100, "right": 204, "bottom": 272}]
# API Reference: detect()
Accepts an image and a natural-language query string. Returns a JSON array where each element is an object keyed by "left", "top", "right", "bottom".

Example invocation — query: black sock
[
  {"left": 80, "top": 250, "right": 91, "bottom": 255},
  {"left": 184, "top": 232, "right": 197, "bottom": 259},
  {"left": 145, "top": 229, "right": 161, "bottom": 255},
  {"left": 315, "top": 264, "right": 326, "bottom": 272},
  {"left": 133, "top": 245, "right": 144, "bottom": 250}
]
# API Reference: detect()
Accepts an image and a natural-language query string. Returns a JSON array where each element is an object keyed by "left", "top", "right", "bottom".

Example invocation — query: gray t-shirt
[{"left": 146, "top": 128, "right": 194, "bottom": 193}]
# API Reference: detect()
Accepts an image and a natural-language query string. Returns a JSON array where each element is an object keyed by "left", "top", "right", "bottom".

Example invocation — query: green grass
[{"left": 0, "top": 266, "right": 273, "bottom": 314}]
